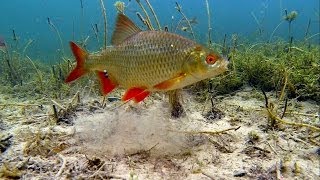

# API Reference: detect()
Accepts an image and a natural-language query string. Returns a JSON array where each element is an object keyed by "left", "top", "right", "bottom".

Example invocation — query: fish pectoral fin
[
  {"left": 154, "top": 73, "right": 187, "bottom": 90},
  {"left": 122, "top": 87, "right": 150, "bottom": 103},
  {"left": 97, "top": 71, "right": 117, "bottom": 95}
]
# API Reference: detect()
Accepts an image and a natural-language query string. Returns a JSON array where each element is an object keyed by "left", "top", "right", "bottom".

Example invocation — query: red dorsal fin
[
  {"left": 96, "top": 71, "right": 117, "bottom": 95},
  {"left": 65, "top": 42, "right": 88, "bottom": 83},
  {"left": 122, "top": 87, "right": 150, "bottom": 103},
  {"left": 111, "top": 14, "right": 141, "bottom": 45}
]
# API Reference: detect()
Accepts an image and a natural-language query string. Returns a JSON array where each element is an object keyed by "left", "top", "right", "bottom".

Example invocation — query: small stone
[{"left": 233, "top": 170, "right": 246, "bottom": 177}]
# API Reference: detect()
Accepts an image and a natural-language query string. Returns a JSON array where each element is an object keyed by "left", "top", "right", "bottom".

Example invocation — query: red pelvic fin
[
  {"left": 122, "top": 87, "right": 150, "bottom": 103},
  {"left": 65, "top": 41, "right": 88, "bottom": 83},
  {"left": 97, "top": 71, "right": 117, "bottom": 95},
  {"left": 154, "top": 73, "right": 187, "bottom": 90},
  {"left": 133, "top": 91, "right": 150, "bottom": 103}
]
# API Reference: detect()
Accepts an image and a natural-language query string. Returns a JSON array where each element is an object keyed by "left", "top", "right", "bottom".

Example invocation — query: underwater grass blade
[
  {"left": 26, "top": 56, "right": 43, "bottom": 90},
  {"left": 22, "top": 39, "right": 34, "bottom": 55},
  {"left": 99, "top": 0, "right": 107, "bottom": 49},
  {"left": 47, "top": 17, "right": 65, "bottom": 57},
  {"left": 135, "top": 0, "right": 154, "bottom": 30},
  {"left": 144, "top": 0, "right": 161, "bottom": 30},
  {"left": 205, "top": 0, "right": 212, "bottom": 45},
  {"left": 251, "top": 11, "right": 263, "bottom": 35},
  {"left": 79, "top": 0, "right": 84, "bottom": 41},
  {"left": 269, "top": 21, "right": 284, "bottom": 42},
  {"left": 136, "top": 12, "right": 153, "bottom": 30},
  {"left": 0, "top": 40, "right": 20, "bottom": 85}
]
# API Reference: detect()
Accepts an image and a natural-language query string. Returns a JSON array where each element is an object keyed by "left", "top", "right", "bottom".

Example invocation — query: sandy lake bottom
[{"left": 0, "top": 87, "right": 319, "bottom": 179}]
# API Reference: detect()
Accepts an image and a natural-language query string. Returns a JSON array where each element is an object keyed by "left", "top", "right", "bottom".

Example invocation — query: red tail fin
[{"left": 65, "top": 42, "right": 88, "bottom": 83}]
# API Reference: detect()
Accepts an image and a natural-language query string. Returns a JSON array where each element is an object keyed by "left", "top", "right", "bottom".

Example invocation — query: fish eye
[{"left": 206, "top": 54, "right": 218, "bottom": 64}]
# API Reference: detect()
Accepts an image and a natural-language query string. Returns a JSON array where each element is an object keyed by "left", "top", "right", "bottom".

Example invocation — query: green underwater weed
[
  {"left": 190, "top": 39, "right": 319, "bottom": 103},
  {"left": 0, "top": 1, "right": 318, "bottom": 106}
]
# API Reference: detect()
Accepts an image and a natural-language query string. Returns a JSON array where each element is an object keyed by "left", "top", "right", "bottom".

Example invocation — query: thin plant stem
[
  {"left": 80, "top": 0, "right": 84, "bottom": 41},
  {"left": 305, "top": 33, "right": 320, "bottom": 41},
  {"left": 205, "top": 0, "right": 212, "bottom": 45},
  {"left": 175, "top": 2, "right": 195, "bottom": 40},
  {"left": 269, "top": 21, "right": 284, "bottom": 42},
  {"left": 136, "top": 0, "right": 154, "bottom": 30},
  {"left": 99, "top": 0, "right": 107, "bottom": 49},
  {"left": 145, "top": 0, "right": 161, "bottom": 30},
  {"left": 26, "top": 55, "right": 43, "bottom": 90},
  {"left": 48, "top": 18, "right": 65, "bottom": 57}
]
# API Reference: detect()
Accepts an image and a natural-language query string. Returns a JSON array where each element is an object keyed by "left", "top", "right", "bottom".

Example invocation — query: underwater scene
[{"left": 0, "top": 0, "right": 319, "bottom": 179}]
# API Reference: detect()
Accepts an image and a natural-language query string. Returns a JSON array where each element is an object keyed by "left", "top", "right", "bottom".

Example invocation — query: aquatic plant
[
  {"left": 205, "top": 0, "right": 212, "bottom": 45},
  {"left": 47, "top": 17, "right": 65, "bottom": 56},
  {"left": 114, "top": 1, "right": 126, "bottom": 14},
  {"left": 99, "top": 0, "right": 108, "bottom": 49},
  {"left": 283, "top": 10, "right": 298, "bottom": 41},
  {"left": 135, "top": 0, "right": 154, "bottom": 30},
  {"left": 145, "top": 0, "right": 161, "bottom": 30},
  {"left": 175, "top": 2, "right": 195, "bottom": 39},
  {"left": 283, "top": 10, "right": 298, "bottom": 23}
]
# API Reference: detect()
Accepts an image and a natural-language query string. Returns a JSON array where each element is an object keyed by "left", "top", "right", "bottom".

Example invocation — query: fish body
[{"left": 66, "top": 14, "right": 228, "bottom": 102}]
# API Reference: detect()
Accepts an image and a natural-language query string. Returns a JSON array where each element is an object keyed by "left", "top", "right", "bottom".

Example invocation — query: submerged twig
[{"left": 174, "top": 126, "right": 241, "bottom": 136}]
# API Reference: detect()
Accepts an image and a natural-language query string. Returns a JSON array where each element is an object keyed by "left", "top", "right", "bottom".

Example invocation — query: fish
[{"left": 65, "top": 14, "right": 228, "bottom": 103}]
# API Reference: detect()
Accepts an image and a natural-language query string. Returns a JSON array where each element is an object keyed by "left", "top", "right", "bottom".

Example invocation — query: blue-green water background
[{"left": 0, "top": 0, "right": 319, "bottom": 63}]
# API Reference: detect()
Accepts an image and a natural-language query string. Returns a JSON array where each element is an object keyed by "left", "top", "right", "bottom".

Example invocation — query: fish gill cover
[{"left": 0, "top": 0, "right": 319, "bottom": 179}]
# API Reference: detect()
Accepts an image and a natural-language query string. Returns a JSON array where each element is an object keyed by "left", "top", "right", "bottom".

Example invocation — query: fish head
[{"left": 183, "top": 45, "right": 229, "bottom": 81}]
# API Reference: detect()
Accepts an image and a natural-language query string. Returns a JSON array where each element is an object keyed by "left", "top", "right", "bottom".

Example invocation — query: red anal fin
[
  {"left": 97, "top": 71, "right": 117, "bottom": 95},
  {"left": 122, "top": 87, "right": 150, "bottom": 103},
  {"left": 65, "top": 42, "right": 88, "bottom": 83},
  {"left": 154, "top": 73, "right": 187, "bottom": 90}
]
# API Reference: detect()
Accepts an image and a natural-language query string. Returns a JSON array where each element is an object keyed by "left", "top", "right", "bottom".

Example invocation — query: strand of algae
[
  {"left": 135, "top": 0, "right": 154, "bottom": 30},
  {"left": 144, "top": 0, "right": 161, "bottom": 30},
  {"left": 99, "top": 0, "right": 107, "bottom": 49}
]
